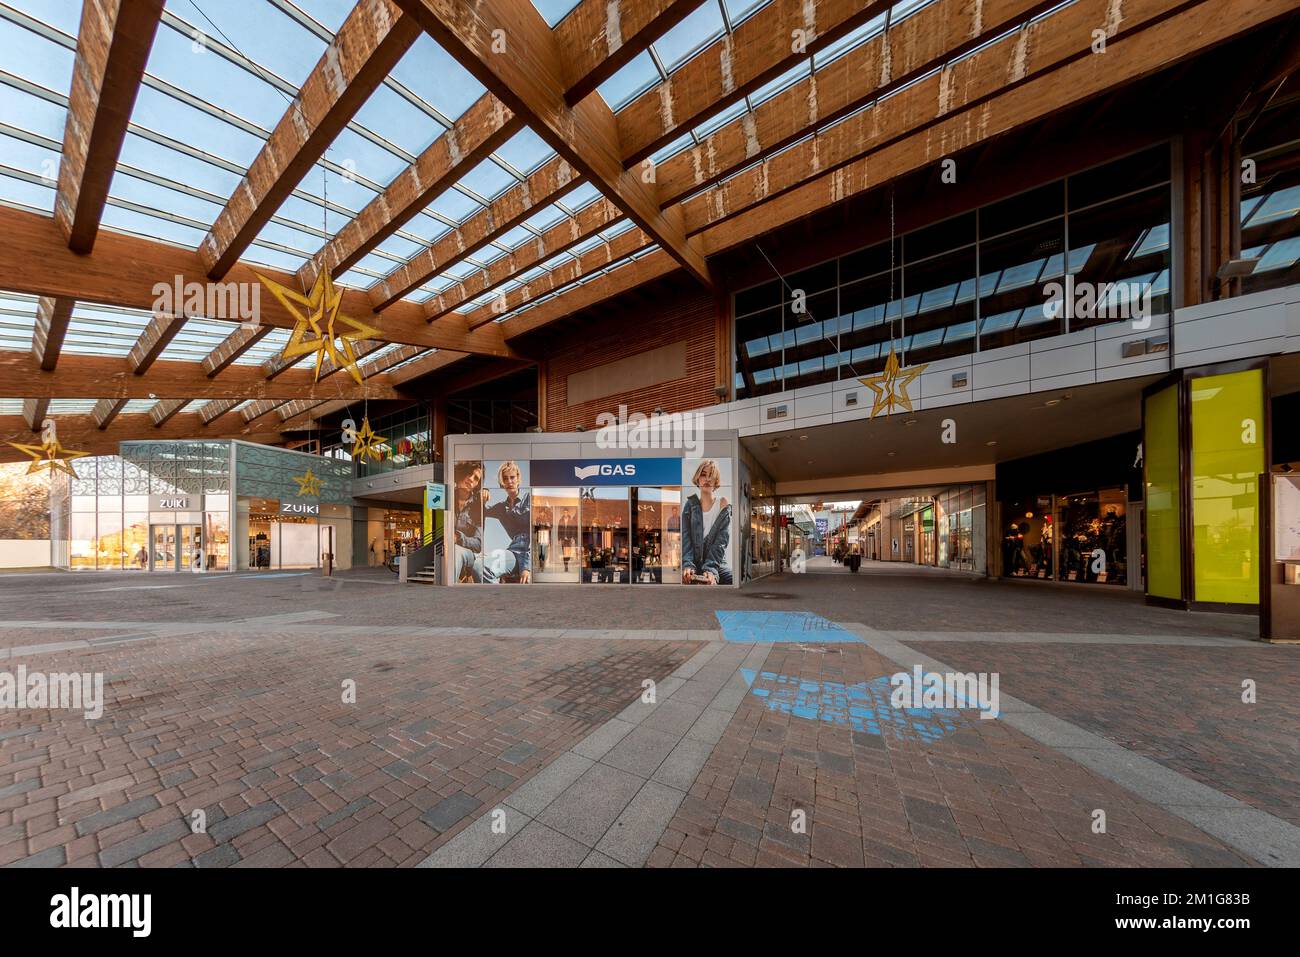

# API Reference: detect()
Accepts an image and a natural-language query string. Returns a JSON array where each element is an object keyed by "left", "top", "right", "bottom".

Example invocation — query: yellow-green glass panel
[
  {"left": 1144, "top": 383, "right": 1182, "bottom": 600},
  {"left": 1190, "top": 369, "right": 1265, "bottom": 604}
]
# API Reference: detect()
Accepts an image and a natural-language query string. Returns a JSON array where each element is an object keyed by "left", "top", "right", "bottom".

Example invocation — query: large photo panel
[
  {"left": 680, "top": 458, "right": 734, "bottom": 585},
  {"left": 482, "top": 460, "right": 531, "bottom": 583},
  {"left": 451, "top": 460, "right": 484, "bottom": 583}
]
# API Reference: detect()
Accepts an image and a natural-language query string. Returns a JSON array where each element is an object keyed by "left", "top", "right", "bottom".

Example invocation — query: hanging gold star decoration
[
  {"left": 351, "top": 416, "right": 386, "bottom": 463},
  {"left": 7, "top": 434, "right": 89, "bottom": 478},
  {"left": 292, "top": 467, "right": 323, "bottom": 497},
  {"left": 858, "top": 346, "right": 928, "bottom": 417},
  {"left": 256, "top": 269, "right": 382, "bottom": 385}
]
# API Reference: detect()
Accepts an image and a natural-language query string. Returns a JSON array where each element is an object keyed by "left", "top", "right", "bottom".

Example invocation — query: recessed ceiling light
[
  {"left": 1044, "top": 399, "right": 1061, "bottom": 407},
  {"left": 799, "top": 434, "right": 808, "bottom": 440},
  {"left": 887, "top": 451, "right": 896, "bottom": 456},
  {"left": 904, "top": 419, "right": 917, "bottom": 426},
  {"left": 986, "top": 440, "right": 998, "bottom": 446}
]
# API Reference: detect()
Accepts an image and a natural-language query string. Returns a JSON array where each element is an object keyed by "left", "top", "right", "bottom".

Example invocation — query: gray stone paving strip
[
  {"left": 418, "top": 639, "right": 771, "bottom": 868},
  {"left": 890, "top": 630, "right": 1247, "bottom": 647},
  {"left": 843, "top": 622, "right": 1300, "bottom": 868}
]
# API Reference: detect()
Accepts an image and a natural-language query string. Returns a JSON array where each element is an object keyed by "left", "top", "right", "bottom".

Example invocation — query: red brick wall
[{"left": 544, "top": 285, "right": 720, "bottom": 432}]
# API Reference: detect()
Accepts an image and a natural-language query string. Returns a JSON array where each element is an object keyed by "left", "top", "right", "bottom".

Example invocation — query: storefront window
[
  {"left": 632, "top": 487, "right": 681, "bottom": 584},
  {"left": 581, "top": 488, "right": 629, "bottom": 584},
  {"left": 532, "top": 488, "right": 580, "bottom": 583},
  {"left": 205, "top": 512, "right": 229, "bottom": 571},
  {"left": 124, "top": 514, "right": 148, "bottom": 570},
  {"left": 96, "top": 510, "right": 123, "bottom": 570},
  {"left": 1056, "top": 490, "right": 1127, "bottom": 584},
  {"left": 1003, "top": 497, "right": 1055, "bottom": 579}
]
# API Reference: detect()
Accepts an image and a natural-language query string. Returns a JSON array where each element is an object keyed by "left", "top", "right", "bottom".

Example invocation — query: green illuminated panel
[
  {"left": 1144, "top": 384, "right": 1182, "bottom": 600},
  {"left": 1190, "top": 369, "right": 1265, "bottom": 605}
]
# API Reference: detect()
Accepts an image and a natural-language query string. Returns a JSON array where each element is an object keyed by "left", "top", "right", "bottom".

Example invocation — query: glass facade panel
[
  {"left": 531, "top": 488, "right": 581, "bottom": 583},
  {"left": 580, "top": 488, "right": 630, "bottom": 584},
  {"left": 1190, "top": 369, "right": 1265, "bottom": 604},
  {"left": 733, "top": 147, "right": 1172, "bottom": 399},
  {"left": 1144, "top": 384, "right": 1182, "bottom": 600}
]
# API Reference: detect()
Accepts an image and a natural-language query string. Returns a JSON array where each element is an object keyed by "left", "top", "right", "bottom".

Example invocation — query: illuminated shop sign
[
  {"left": 149, "top": 494, "right": 203, "bottom": 510},
  {"left": 280, "top": 502, "right": 320, "bottom": 516},
  {"left": 530, "top": 458, "right": 682, "bottom": 486}
]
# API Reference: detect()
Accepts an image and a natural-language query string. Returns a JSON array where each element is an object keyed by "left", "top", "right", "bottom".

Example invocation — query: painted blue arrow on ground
[
  {"left": 740, "top": 669, "right": 963, "bottom": 744},
  {"left": 715, "top": 610, "right": 865, "bottom": 643}
]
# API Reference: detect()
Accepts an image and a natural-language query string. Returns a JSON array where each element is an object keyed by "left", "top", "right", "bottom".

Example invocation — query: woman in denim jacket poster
[{"left": 681, "top": 459, "right": 732, "bottom": 585}]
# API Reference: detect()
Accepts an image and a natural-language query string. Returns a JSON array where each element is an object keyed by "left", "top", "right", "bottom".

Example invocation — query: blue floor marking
[
  {"left": 740, "top": 669, "right": 963, "bottom": 744},
  {"left": 715, "top": 610, "right": 865, "bottom": 643}
]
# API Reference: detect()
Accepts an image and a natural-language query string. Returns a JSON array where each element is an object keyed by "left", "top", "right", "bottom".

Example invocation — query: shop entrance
[{"left": 150, "top": 523, "right": 203, "bottom": 572}]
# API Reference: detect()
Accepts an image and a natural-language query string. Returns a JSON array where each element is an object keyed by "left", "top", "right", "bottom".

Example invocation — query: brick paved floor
[
  {"left": 1, "top": 570, "right": 1294, "bottom": 868},
  {"left": 0, "top": 566, "right": 1260, "bottom": 637},
  {"left": 0, "top": 627, "right": 697, "bottom": 867},
  {"left": 907, "top": 640, "right": 1300, "bottom": 827},
  {"left": 646, "top": 644, "right": 1256, "bottom": 868}
]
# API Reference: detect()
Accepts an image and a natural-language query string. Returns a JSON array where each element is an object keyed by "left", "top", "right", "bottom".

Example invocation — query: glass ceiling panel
[
  {"left": 0, "top": 16, "right": 75, "bottom": 93},
  {"left": 597, "top": 51, "right": 660, "bottom": 112},
  {"left": 280, "top": 0, "right": 354, "bottom": 33},
  {"left": 168, "top": 0, "right": 325, "bottom": 89},
  {"left": 531, "top": 0, "right": 583, "bottom": 28},
  {"left": 350, "top": 82, "right": 446, "bottom": 160},
  {"left": 5, "top": 0, "right": 81, "bottom": 35},
  {"left": 388, "top": 34, "right": 485, "bottom": 121},
  {"left": 654, "top": 2, "right": 726, "bottom": 73},
  {"left": 0, "top": 83, "right": 67, "bottom": 142},
  {"left": 457, "top": 156, "right": 518, "bottom": 202},
  {"left": 494, "top": 127, "right": 555, "bottom": 175}
]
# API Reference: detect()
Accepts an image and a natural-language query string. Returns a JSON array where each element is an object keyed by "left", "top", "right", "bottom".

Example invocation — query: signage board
[
  {"left": 280, "top": 501, "right": 320, "bottom": 516},
  {"left": 426, "top": 482, "right": 446, "bottom": 511},
  {"left": 149, "top": 494, "right": 203, "bottom": 511},
  {"left": 529, "top": 457, "right": 682, "bottom": 487}
]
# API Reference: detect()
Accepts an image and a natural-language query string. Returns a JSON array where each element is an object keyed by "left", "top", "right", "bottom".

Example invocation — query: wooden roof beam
[
  {"left": 300, "top": 92, "right": 522, "bottom": 286},
  {"left": 199, "top": 0, "right": 421, "bottom": 279},
  {"left": 31, "top": 296, "right": 74, "bottom": 371},
  {"left": 424, "top": 197, "right": 624, "bottom": 320},
  {"left": 21, "top": 398, "right": 48, "bottom": 432},
  {"left": 557, "top": 0, "right": 707, "bottom": 104},
  {"left": 0, "top": 350, "right": 402, "bottom": 400},
  {"left": 55, "top": 0, "right": 165, "bottom": 253},
  {"left": 392, "top": 0, "right": 713, "bottom": 287},
  {"left": 200, "top": 325, "right": 273, "bottom": 377},
  {"left": 0, "top": 205, "right": 515, "bottom": 357},
  {"left": 682, "top": 0, "right": 1233, "bottom": 236},
  {"left": 465, "top": 225, "right": 654, "bottom": 329},
  {"left": 654, "top": 0, "right": 1060, "bottom": 207},
  {"left": 616, "top": 0, "right": 890, "bottom": 167},
  {"left": 369, "top": 153, "right": 582, "bottom": 310},
  {"left": 696, "top": 0, "right": 1300, "bottom": 254},
  {"left": 0, "top": 412, "right": 281, "bottom": 460}
]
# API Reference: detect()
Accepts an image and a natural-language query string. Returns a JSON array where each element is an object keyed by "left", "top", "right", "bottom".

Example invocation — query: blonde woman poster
[
  {"left": 482, "top": 460, "right": 531, "bottom": 583},
  {"left": 681, "top": 458, "right": 733, "bottom": 585}
]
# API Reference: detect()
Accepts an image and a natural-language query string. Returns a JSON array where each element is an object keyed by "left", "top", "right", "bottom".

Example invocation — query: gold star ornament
[
  {"left": 351, "top": 416, "right": 386, "bottom": 463},
  {"left": 257, "top": 270, "right": 383, "bottom": 385},
  {"left": 293, "top": 467, "right": 323, "bottom": 497},
  {"left": 7, "top": 435, "right": 89, "bottom": 478},
  {"left": 858, "top": 346, "right": 928, "bottom": 418}
]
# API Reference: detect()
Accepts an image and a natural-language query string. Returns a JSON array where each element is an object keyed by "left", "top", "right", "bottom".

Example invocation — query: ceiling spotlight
[
  {"left": 904, "top": 419, "right": 917, "bottom": 426},
  {"left": 887, "top": 451, "right": 896, "bottom": 457},
  {"left": 769, "top": 439, "right": 780, "bottom": 452},
  {"left": 799, "top": 434, "right": 808, "bottom": 441},
  {"left": 1044, "top": 399, "right": 1061, "bottom": 407},
  {"left": 986, "top": 440, "right": 998, "bottom": 446}
]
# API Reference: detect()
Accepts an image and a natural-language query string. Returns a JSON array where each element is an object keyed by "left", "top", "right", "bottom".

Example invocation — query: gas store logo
[{"left": 574, "top": 463, "right": 637, "bottom": 480}]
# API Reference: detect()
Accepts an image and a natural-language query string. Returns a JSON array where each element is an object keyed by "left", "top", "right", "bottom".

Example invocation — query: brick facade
[{"left": 544, "top": 284, "right": 721, "bottom": 432}]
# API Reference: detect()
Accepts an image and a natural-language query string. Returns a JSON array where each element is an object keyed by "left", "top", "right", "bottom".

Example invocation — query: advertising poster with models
[
  {"left": 452, "top": 460, "right": 483, "bottom": 583},
  {"left": 681, "top": 458, "right": 734, "bottom": 585},
  {"left": 482, "top": 460, "right": 532, "bottom": 583}
]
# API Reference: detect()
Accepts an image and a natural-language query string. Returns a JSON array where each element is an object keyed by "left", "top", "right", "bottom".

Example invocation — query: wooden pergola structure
[{"left": 2, "top": 0, "right": 1298, "bottom": 459}]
